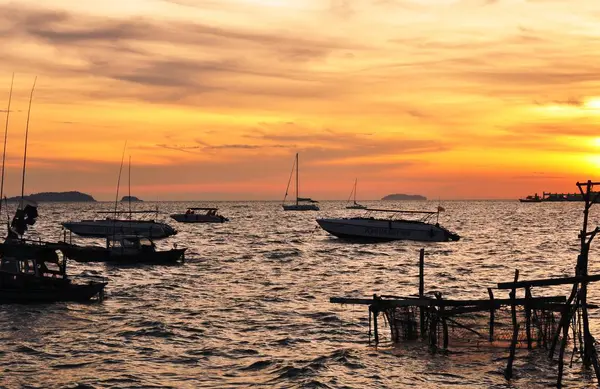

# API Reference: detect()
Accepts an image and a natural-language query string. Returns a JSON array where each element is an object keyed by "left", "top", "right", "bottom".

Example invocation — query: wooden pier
[{"left": 331, "top": 180, "right": 600, "bottom": 387}]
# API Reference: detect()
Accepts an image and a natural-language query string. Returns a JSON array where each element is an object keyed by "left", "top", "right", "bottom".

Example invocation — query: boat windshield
[
  {"left": 363, "top": 209, "right": 437, "bottom": 223},
  {"left": 139, "top": 238, "right": 153, "bottom": 246}
]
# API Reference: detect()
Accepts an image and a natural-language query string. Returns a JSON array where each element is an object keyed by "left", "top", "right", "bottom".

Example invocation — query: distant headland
[
  {"left": 6, "top": 191, "right": 96, "bottom": 202},
  {"left": 381, "top": 194, "right": 427, "bottom": 201},
  {"left": 121, "top": 196, "right": 143, "bottom": 202}
]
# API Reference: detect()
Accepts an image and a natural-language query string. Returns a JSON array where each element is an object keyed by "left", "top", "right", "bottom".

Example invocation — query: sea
[{"left": 1, "top": 200, "right": 600, "bottom": 388}]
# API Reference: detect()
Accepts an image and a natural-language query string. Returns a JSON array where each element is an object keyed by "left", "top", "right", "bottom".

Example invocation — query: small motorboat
[
  {"left": 0, "top": 239, "right": 107, "bottom": 303},
  {"left": 61, "top": 235, "right": 186, "bottom": 265},
  {"left": 519, "top": 193, "right": 543, "bottom": 203},
  {"left": 316, "top": 208, "right": 460, "bottom": 242},
  {"left": 171, "top": 208, "right": 229, "bottom": 223}
]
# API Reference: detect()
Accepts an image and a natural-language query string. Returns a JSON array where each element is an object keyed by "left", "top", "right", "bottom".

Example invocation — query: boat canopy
[
  {"left": 97, "top": 210, "right": 158, "bottom": 214},
  {"left": 297, "top": 197, "right": 318, "bottom": 203},
  {"left": 365, "top": 208, "right": 437, "bottom": 214}
]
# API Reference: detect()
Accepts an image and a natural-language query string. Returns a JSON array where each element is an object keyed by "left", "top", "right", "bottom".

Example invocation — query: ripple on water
[{"left": 0, "top": 201, "right": 599, "bottom": 388}]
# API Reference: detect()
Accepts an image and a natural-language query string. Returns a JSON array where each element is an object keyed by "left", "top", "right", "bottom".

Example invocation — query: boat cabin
[
  {"left": 107, "top": 236, "right": 156, "bottom": 254},
  {"left": 0, "top": 245, "right": 67, "bottom": 281},
  {"left": 186, "top": 207, "right": 219, "bottom": 216}
]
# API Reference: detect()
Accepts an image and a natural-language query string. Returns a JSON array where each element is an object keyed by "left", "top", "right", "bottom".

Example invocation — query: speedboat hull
[
  {"left": 316, "top": 218, "right": 460, "bottom": 242},
  {"left": 62, "top": 220, "right": 177, "bottom": 239},
  {"left": 171, "top": 214, "right": 228, "bottom": 223},
  {"left": 283, "top": 204, "right": 320, "bottom": 211}
]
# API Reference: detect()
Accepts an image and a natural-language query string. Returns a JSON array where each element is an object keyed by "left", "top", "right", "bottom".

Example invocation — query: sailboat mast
[
  {"left": 128, "top": 155, "right": 132, "bottom": 219},
  {"left": 354, "top": 178, "right": 358, "bottom": 204},
  {"left": 1, "top": 73, "right": 14, "bottom": 216},
  {"left": 295, "top": 152, "right": 299, "bottom": 206},
  {"left": 20, "top": 77, "right": 36, "bottom": 209},
  {"left": 113, "top": 141, "right": 127, "bottom": 215}
]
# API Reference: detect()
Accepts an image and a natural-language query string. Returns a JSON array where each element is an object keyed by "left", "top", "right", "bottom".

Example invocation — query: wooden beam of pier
[
  {"left": 497, "top": 274, "right": 600, "bottom": 289},
  {"left": 330, "top": 295, "right": 566, "bottom": 308}
]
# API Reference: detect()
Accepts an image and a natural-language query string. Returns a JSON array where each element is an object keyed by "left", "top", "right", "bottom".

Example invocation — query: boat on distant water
[
  {"left": 62, "top": 210, "right": 177, "bottom": 239},
  {"left": 519, "top": 193, "right": 542, "bottom": 203},
  {"left": 316, "top": 208, "right": 460, "bottom": 242},
  {"left": 171, "top": 207, "right": 229, "bottom": 223},
  {"left": 60, "top": 235, "right": 186, "bottom": 265},
  {"left": 282, "top": 153, "right": 319, "bottom": 211},
  {"left": 346, "top": 178, "right": 367, "bottom": 209}
]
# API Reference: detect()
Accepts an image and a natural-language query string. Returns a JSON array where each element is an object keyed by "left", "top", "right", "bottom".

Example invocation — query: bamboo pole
[{"left": 419, "top": 248, "right": 425, "bottom": 338}]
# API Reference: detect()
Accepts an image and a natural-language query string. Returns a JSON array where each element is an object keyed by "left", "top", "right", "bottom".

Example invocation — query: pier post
[
  {"left": 487, "top": 288, "right": 495, "bottom": 343},
  {"left": 419, "top": 248, "right": 425, "bottom": 338},
  {"left": 505, "top": 269, "right": 519, "bottom": 379},
  {"left": 525, "top": 286, "right": 532, "bottom": 350}
]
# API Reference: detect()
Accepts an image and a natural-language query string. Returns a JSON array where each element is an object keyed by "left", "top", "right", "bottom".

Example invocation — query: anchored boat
[
  {"left": 519, "top": 193, "right": 542, "bottom": 203},
  {"left": 282, "top": 153, "right": 319, "bottom": 211},
  {"left": 62, "top": 210, "right": 177, "bottom": 239},
  {"left": 61, "top": 235, "right": 186, "bottom": 265},
  {"left": 316, "top": 208, "right": 460, "bottom": 242},
  {"left": 171, "top": 207, "right": 229, "bottom": 223},
  {"left": 0, "top": 239, "right": 107, "bottom": 303},
  {"left": 346, "top": 178, "right": 367, "bottom": 210}
]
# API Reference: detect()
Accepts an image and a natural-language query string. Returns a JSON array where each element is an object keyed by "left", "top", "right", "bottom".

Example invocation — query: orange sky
[{"left": 0, "top": 0, "right": 599, "bottom": 200}]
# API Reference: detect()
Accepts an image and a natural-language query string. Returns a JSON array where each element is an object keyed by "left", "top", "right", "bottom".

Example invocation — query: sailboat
[
  {"left": 62, "top": 151, "right": 177, "bottom": 239},
  {"left": 282, "top": 153, "right": 319, "bottom": 211},
  {"left": 346, "top": 178, "right": 367, "bottom": 209}
]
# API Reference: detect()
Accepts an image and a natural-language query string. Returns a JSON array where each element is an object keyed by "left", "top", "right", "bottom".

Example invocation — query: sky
[{"left": 0, "top": 0, "right": 599, "bottom": 200}]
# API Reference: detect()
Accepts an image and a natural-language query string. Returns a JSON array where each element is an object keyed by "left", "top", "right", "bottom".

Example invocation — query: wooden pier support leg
[
  {"left": 488, "top": 288, "right": 495, "bottom": 343},
  {"left": 371, "top": 307, "right": 380, "bottom": 346},
  {"left": 505, "top": 269, "right": 519, "bottom": 380},
  {"left": 550, "top": 285, "right": 577, "bottom": 359},
  {"left": 557, "top": 310, "right": 571, "bottom": 388},
  {"left": 525, "top": 286, "right": 533, "bottom": 350},
  {"left": 419, "top": 248, "right": 426, "bottom": 339},
  {"left": 435, "top": 292, "right": 448, "bottom": 350},
  {"left": 505, "top": 324, "right": 520, "bottom": 380}
]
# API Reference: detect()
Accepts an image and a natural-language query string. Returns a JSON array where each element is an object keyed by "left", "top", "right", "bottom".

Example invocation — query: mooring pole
[
  {"left": 419, "top": 248, "right": 425, "bottom": 338},
  {"left": 525, "top": 286, "right": 532, "bottom": 350},
  {"left": 505, "top": 269, "right": 519, "bottom": 379},
  {"left": 488, "top": 287, "right": 495, "bottom": 343}
]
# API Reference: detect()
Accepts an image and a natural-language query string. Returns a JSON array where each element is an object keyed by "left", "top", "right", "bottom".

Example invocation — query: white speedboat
[
  {"left": 62, "top": 211, "right": 177, "bottom": 239},
  {"left": 346, "top": 178, "right": 367, "bottom": 209},
  {"left": 317, "top": 208, "right": 460, "bottom": 242},
  {"left": 171, "top": 207, "right": 229, "bottom": 223},
  {"left": 282, "top": 153, "right": 319, "bottom": 211}
]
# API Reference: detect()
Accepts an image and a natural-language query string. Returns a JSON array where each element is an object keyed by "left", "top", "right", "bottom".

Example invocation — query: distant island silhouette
[
  {"left": 6, "top": 191, "right": 96, "bottom": 202},
  {"left": 121, "top": 196, "right": 143, "bottom": 202},
  {"left": 381, "top": 194, "right": 427, "bottom": 201}
]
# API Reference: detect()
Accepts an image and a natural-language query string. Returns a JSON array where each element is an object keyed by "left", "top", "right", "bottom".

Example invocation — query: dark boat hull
[
  {"left": 62, "top": 245, "right": 186, "bottom": 264},
  {"left": 0, "top": 282, "right": 106, "bottom": 303}
]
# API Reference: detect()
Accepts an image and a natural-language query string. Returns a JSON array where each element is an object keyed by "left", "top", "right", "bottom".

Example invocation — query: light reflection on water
[{"left": 0, "top": 200, "right": 599, "bottom": 388}]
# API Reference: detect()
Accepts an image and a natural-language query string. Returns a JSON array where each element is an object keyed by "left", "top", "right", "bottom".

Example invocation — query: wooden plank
[
  {"left": 330, "top": 295, "right": 566, "bottom": 308},
  {"left": 498, "top": 274, "right": 600, "bottom": 289}
]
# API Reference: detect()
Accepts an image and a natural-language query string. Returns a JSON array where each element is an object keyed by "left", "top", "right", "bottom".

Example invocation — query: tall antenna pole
[
  {"left": 1, "top": 73, "right": 14, "bottom": 217},
  {"left": 296, "top": 152, "right": 299, "bottom": 206},
  {"left": 20, "top": 76, "right": 36, "bottom": 209},
  {"left": 128, "top": 155, "right": 132, "bottom": 219},
  {"left": 114, "top": 141, "right": 127, "bottom": 215}
]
